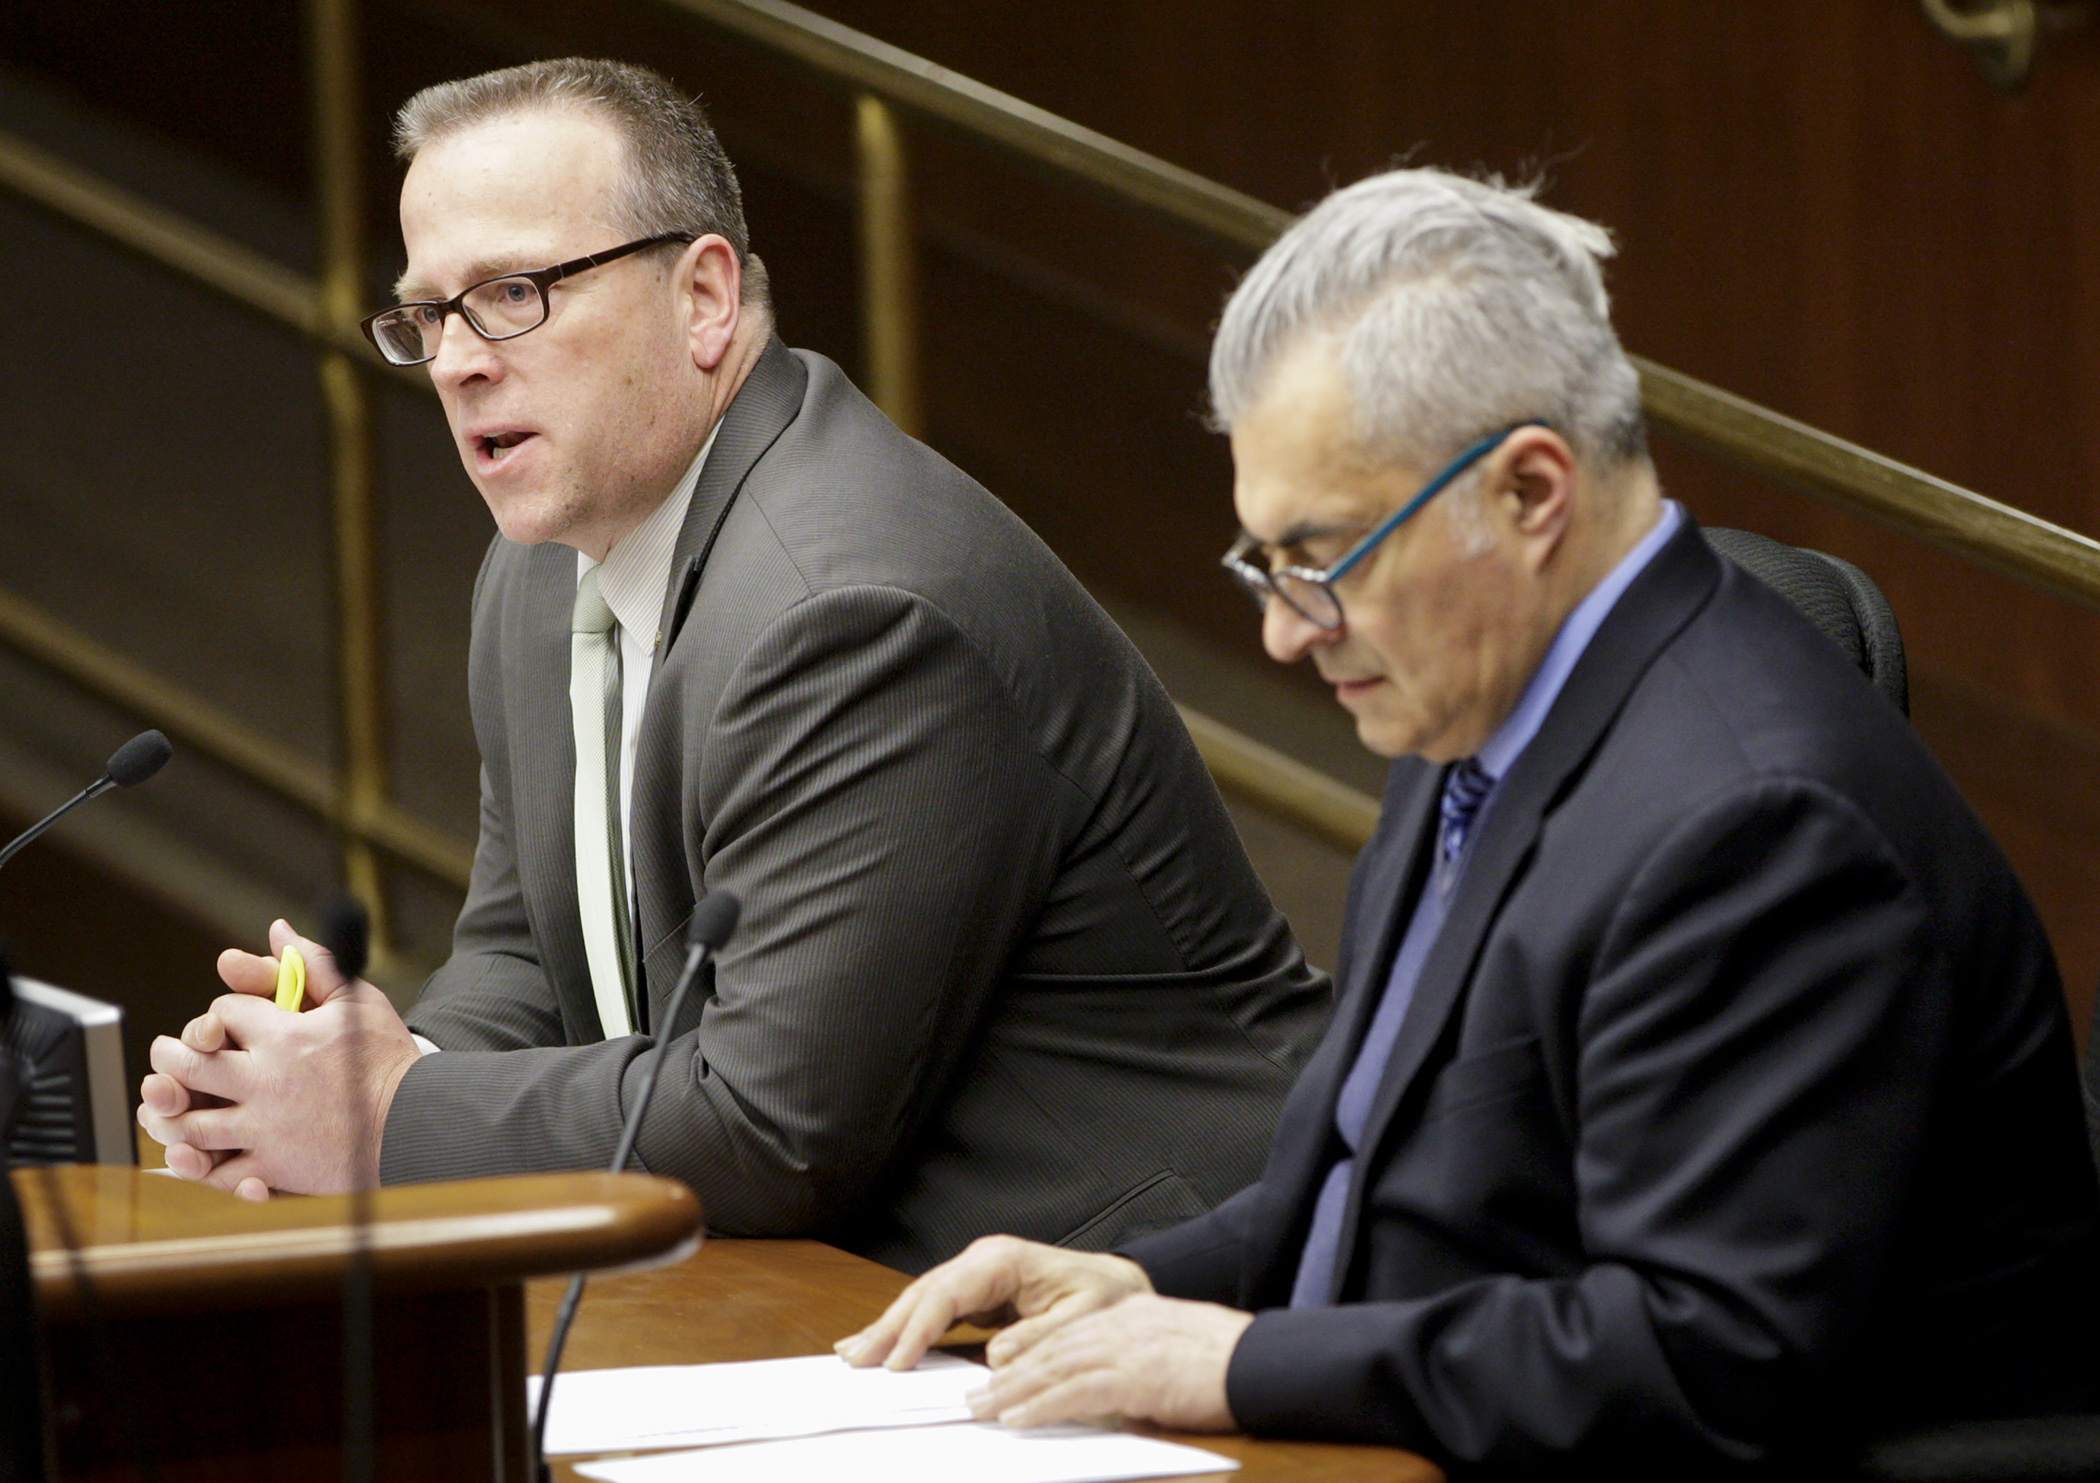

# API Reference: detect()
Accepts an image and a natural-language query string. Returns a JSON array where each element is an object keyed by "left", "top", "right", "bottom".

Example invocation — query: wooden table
[
  {"left": 529, "top": 1239, "right": 1442, "bottom": 1483},
  {"left": 20, "top": 1164, "right": 702, "bottom": 1481}
]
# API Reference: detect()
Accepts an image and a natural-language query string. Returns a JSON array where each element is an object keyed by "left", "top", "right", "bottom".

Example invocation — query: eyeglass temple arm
[{"left": 1322, "top": 421, "right": 1548, "bottom": 584}]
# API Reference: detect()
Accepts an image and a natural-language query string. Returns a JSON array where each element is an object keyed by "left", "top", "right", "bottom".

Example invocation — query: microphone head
[
  {"left": 106, "top": 730, "right": 172, "bottom": 789},
  {"left": 688, "top": 891, "right": 741, "bottom": 953},
  {"left": 320, "top": 895, "right": 371, "bottom": 982}
]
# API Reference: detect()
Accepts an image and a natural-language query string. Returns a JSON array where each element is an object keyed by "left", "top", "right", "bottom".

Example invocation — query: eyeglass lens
[
  {"left": 1268, "top": 571, "right": 1341, "bottom": 629},
  {"left": 369, "top": 276, "right": 547, "bottom": 365},
  {"left": 1227, "top": 553, "right": 1343, "bottom": 630}
]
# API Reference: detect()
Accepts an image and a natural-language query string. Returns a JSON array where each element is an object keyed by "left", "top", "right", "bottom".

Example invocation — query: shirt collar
[
  {"left": 1474, "top": 499, "right": 1683, "bottom": 782},
  {"left": 576, "top": 423, "right": 720, "bottom": 648}
]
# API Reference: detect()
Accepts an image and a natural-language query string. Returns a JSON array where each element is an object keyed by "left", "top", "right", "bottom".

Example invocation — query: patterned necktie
[
  {"left": 1438, "top": 756, "right": 1495, "bottom": 877},
  {"left": 571, "top": 568, "right": 637, "bottom": 1038}
]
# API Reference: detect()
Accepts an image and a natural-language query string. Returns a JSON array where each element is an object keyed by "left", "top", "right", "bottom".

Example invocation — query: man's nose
[
  {"left": 428, "top": 311, "right": 501, "bottom": 387},
  {"left": 1262, "top": 595, "right": 1334, "bottom": 664}
]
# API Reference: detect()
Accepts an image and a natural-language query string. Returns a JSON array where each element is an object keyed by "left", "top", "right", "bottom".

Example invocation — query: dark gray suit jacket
[
  {"left": 1127, "top": 521, "right": 2100, "bottom": 1469},
  {"left": 382, "top": 340, "right": 1330, "bottom": 1271}
]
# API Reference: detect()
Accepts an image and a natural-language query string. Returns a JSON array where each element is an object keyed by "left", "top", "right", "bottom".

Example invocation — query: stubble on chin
[{"left": 479, "top": 474, "right": 597, "bottom": 550}]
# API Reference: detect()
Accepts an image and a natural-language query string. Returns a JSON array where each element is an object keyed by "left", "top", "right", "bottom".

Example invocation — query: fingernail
[
  {"left": 966, "top": 1387, "right": 994, "bottom": 1418},
  {"left": 834, "top": 1338, "right": 861, "bottom": 1361}
]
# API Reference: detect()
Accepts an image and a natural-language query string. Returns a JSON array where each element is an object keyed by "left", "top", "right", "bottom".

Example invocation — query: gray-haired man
[
  {"left": 844, "top": 168, "right": 2100, "bottom": 1467},
  {"left": 136, "top": 58, "right": 1329, "bottom": 1273}
]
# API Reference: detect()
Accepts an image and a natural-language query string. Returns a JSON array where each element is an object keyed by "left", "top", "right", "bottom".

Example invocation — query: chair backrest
[{"left": 1704, "top": 527, "right": 1909, "bottom": 716}]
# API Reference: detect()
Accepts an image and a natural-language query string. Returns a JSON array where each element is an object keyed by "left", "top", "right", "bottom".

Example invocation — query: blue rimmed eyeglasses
[{"left": 1220, "top": 421, "right": 1547, "bottom": 631}]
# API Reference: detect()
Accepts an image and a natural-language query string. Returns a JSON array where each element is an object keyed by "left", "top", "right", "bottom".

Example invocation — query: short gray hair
[
  {"left": 1210, "top": 168, "right": 1643, "bottom": 473},
  {"left": 393, "top": 58, "right": 769, "bottom": 309}
]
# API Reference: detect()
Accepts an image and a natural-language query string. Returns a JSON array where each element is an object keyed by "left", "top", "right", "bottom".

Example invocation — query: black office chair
[{"left": 1704, "top": 527, "right": 1909, "bottom": 716}]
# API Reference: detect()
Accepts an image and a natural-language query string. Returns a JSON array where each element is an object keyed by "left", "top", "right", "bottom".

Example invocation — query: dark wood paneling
[
  {"left": 782, "top": 0, "right": 2100, "bottom": 1028},
  {"left": 6, "top": 0, "right": 2099, "bottom": 1025},
  {"left": 0, "top": 3, "right": 312, "bottom": 200}
]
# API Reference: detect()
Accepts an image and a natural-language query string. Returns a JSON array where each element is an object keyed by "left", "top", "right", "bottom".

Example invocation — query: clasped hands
[
  {"left": 836, "top": 1235, "right": 1253, "bottom": 1433},
  {"left": 135, "top": 919, "right": 422, "bottom": 1201}
]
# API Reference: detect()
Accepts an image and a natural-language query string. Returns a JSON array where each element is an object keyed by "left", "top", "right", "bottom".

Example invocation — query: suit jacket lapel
[
  {"left": 631, "top": 336, "right": 810, "bottom": 1026},
  {"left": 1335, "top": 760, "right": 1444, "bottom": 1065},
  {"left": 508, "top": 539, "right": 603, "bottom": 1038},
  {"left": 1330, "top": 519, "right": 1726, "bottom": 1290},
  {"left": 649, "top": 336, "right": 810, "bottom": 660}
]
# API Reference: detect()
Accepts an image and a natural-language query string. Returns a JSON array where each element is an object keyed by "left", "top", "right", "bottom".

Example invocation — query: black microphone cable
[
  {"left": 0, "top": 732, "right": 172, "bottom": 875},
  {"left": 529, "top": 890, "right": 740, "bottom": 1483}
]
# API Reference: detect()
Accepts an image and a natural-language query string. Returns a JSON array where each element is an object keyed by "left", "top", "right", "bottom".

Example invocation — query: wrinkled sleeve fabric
[
  {"left": 401, "top": 760, "right": 566, "bottom": 1055},
  {"left": 1223, "top": 779, "right": 1944, "bottom": 1467},
  {"left": 1122, "top": 1182, "right": 1263, "bottom": 1307},
  {"left": 387, "top": 586, "right": 1062, "bottom": 1235}
]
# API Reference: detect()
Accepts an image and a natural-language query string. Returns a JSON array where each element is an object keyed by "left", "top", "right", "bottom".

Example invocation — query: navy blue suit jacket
[{"left": 1125, "top": 519, "right": 2100, "bottom": 1471}]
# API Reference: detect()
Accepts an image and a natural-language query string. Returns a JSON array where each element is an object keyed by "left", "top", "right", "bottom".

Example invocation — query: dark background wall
[{"left": 3, "top": 2, "right": 2099, "bottom": 1051}]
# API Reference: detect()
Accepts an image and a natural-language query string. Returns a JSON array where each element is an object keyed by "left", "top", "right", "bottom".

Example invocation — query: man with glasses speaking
[
  {"left": 842, "top": 170, "right": 2100, "bottom": 1466},
  {"left": 134, "top": 58, "right": 1329, "bottom": 1273}
]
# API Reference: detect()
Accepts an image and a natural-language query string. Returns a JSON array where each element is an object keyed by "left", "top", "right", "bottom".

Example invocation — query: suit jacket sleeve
[
  {"left": 401, "top": 761, "right": 566, "bottom": 1053},
  {"left": 385, "top": 586, "right": 1065, "bottom": 1235},
  {"left": 403, "top": 539, "right": 565, "bottom": 1055},
  {"left": 1121, "top": 1182, "right": 1263, "bottom": 1306},
  {"left": 1224, "top": 778, "right": 1948, "bottom": 1465}
]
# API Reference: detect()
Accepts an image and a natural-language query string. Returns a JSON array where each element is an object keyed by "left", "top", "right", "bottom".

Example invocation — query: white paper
[
  {"left": 530, "top": 1353, "right": 986, "bottom": 1455},
  {"left": 574, "top": 1421, "right": 1240, "bottom": 1483}
]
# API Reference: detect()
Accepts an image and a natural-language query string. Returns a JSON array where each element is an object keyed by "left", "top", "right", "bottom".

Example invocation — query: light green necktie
[{"left": 571, "top": 567, "right": 637, "bottom": 1037}]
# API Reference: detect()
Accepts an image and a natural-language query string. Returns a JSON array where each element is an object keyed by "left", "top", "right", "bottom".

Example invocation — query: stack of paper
[
  {"left": 531, "top": 1353, "right": 984, "bottom": 1454},
  {"left": 535, "top": 1353, "right": 1238, "bottom": 1483},
  {"left": 574, "top": 1419, "right": 1235, "bottom": 1483}
]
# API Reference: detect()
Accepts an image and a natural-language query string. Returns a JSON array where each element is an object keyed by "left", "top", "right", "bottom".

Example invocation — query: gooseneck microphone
[
  {"left": 321, "top": 897, "right": 377, "bottom": 1483},
  {"left": 0, "top": 731, "right": 173, "bottom": 873},
  {"left": 531, "top": 890, "right": 741, "bottom": 1483},
  {"left": 321, "top": 896, "right": 372, "bottom": 982}
]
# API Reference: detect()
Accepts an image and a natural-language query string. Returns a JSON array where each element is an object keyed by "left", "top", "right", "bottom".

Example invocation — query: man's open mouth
[{"left": 478, "top": 431, "right": 535, "bottom": 460}]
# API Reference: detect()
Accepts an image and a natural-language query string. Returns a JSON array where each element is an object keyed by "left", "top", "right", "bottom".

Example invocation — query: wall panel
[{"left": 7, "top": 0, "right": 2100, "bottom": 1020}]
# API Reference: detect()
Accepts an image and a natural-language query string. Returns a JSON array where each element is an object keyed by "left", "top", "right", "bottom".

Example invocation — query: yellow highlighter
[{"left": 273, "top": 945, "right": 306, "bottom": 1013}]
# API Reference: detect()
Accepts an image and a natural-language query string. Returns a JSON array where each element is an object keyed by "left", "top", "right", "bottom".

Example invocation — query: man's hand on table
[
  {"left": 135, "top": 918, "right": 420, "bottom": 1201},
  {"left": 836, "top": 1234, "right": 1251, "bottom": 1432}
]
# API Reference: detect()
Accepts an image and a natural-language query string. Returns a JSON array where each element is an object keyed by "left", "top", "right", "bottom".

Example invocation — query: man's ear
[
  {"left": 1499, "top": 426, "right": 1578, "bottom": 558},
  {"left": 679, "top": 234, "right": 742, "bottom": 372}
]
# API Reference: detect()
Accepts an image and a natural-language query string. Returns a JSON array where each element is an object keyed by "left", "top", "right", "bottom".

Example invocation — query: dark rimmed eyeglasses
[
  {"left": 1220, "top": 421, "right": 1548, "bottom": 631},
  {"left": 360, "top": 232, "right": 697, "bottom": 367}
]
